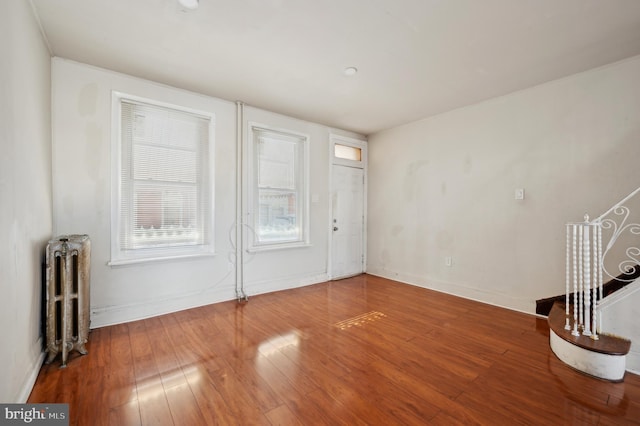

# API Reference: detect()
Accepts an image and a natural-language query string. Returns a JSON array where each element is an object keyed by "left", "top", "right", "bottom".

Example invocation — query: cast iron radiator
[{"left": 45, "top": 234, "right": 91, "bottom": 368}]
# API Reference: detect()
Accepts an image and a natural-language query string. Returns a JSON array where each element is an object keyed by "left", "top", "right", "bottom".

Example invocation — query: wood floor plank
[
  {"left": 264, "top": 404, "right": 304, "bottom": 426},
  {"left": 429, "top": 410, "right": 483, "bottom": 426},
  {"left": 217, "top": 356, "right": 282, "bottom": 414},
  {"left": 185, "top": 369, "right": 238, "bottom": 426},
  {"left": 27, "top": 274, "right": 640, "bottom": 425},
  {"left": 108, "top": 400, "right": 141, "bottom": 426},
  {"left": 74, "top": 328, "right": 110, "bottom": 426},
  {"left": 201, "top": 359, "right": 271, "bottom": 423},
  {"left": 368, "top": 356, "right": 485, "bottom": 425},
  {"left": 136, "top": 386, "right": 174, "bottom": 426},
  {"left": 601, "top": 393, "right": 640, "bottom": 426},
  {"left": 453, "top": 385, "right": 539, "bottom": 426},
  {"left": 164, "top": 382, "right": 207, "bottom": 426},
  {"left": 128, "top": 320, "right": 174, "bottom": 426},
  {"left": 144, "top": 324, "right": 188, "bottom": 391},
  {"left": 266, "top": 355, "right": 321, "bottom": 395},
  {"left": 335, "top": 367, "right": 441, "bottom": 424},
  {"left": 312, "top": 372, "right": 402, "bottom": 425},
  {"left": 265, "top": 404, "right": 303, "bottom": 426},
  {"left": 301, "top": 388, "right": 368, "bottom": 426},
  {"left": 105, "top": 323, "right": 138, "bottom": 409}
]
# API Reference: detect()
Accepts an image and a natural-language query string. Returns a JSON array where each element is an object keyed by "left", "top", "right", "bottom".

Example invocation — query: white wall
[
  {"left": 0, "top": 1, "right": 53, "bottom": 402},
  {"left": 600, "top": 281, "right": 640, "bottom": 375},
  {"left": 367, "top": 55, "right": 640, "bottom": 313},
  {"left": 52, "top": 59, "right": 362, "bottom": 328}
]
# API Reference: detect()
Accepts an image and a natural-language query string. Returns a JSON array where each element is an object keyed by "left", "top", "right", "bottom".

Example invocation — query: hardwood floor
[{"left": 28, "top": 274, "right": 640, "bottom": 425}]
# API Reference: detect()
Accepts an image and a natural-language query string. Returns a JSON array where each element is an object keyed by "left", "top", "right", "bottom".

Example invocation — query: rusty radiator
[{"left": 45, "top": 235, "right": 91, "bottom": 368}]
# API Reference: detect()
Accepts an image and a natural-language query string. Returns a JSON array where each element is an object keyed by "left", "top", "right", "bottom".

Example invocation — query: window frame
[
  {"left": 109, "top": 92, "right": 215, "bottom": 266},
  {"left": 247, "top": 123, "right": 310, "bottom": 251},
  {"left": 331, "top": 135, "right": 367, "bottom": 168}
]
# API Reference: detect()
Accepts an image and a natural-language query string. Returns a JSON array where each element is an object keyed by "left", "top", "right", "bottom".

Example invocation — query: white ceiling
[{"left": 31, "top": 0, "right": 640, "bottom": 135}]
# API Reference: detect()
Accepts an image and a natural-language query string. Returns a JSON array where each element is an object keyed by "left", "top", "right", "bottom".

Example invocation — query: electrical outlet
[{"left": 445, "top": 256, "right": 452, "bottom": 267}]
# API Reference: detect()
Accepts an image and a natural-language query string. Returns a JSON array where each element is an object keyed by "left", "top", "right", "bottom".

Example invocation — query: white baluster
[
  {"left": 593, "top": 224, "right": 601, "bottom": 340},
  {"left": 572, "top": 224, "right": 580, "bottom": 336},
  {"left": 565, "top": 225, "right": 570, "bottom": 330},
  {"left": 578, "top": 223, "right": 584, "bottom": 332},
  {"left": 583, "top": 216, "right": 592, "bottom": 336}
]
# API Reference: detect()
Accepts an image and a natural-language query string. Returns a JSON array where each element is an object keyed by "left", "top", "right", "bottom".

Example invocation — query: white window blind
[
  {"left": 251, "top": 127, "right": 308, "bottom": 247},
  {"left": 117, "top": 99, "right": 212, "bottom": 259}
]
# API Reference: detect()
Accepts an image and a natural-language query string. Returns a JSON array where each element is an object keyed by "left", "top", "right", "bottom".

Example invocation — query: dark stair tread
[
  {"left": 548, "top": 302, "right": 630, "bottom": 356},
  {"left": 536, "top": 265, "right": 640, "bottom": 316}
]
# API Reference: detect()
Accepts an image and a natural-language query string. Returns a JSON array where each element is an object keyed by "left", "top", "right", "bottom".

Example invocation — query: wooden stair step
[{"left": 547, "top": 301, "right": 630, "bottom": 356}]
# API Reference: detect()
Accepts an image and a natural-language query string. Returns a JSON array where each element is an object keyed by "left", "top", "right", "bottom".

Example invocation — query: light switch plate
[{"left": 515, "top": 188, "right": 525, "bottom": 200}]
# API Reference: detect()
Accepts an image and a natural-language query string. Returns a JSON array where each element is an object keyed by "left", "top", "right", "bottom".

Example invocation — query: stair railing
[{"left": 565, "top": 186, "right": 640, "bottom": 340}]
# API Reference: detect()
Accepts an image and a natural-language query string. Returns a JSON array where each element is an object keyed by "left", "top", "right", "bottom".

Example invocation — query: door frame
[{"left": 328, "top": 134, "right": 368, "bottom": 280}]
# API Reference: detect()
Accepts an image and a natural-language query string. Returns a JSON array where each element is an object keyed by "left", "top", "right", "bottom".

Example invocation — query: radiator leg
[
  {"left": 77, "top": 343, "right": 88, "bottom": 355},
  {"left": 45, "top": 348, "right": 58, "bottom": 365}
]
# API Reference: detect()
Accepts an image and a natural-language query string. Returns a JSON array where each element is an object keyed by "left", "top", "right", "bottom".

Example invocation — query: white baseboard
[
  {"left": 366, "top": 267, "right": 534, "bottom": 315},
  {"left": 17, "top": 338, "right": 45, "bottom": 403},
  {"left": 90, "top": 271, "right": 330, "bottom": 328},
  {"left": 244, "top": 271, "right": 330, "bottom": 297},
  {"left": 90, "top": 287, "right": 234, "bottom": 328}
]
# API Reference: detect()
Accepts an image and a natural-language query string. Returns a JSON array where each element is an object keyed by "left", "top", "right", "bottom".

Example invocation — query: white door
[{"left": 331, "top": 165, "right": 364, "bottom": 279}]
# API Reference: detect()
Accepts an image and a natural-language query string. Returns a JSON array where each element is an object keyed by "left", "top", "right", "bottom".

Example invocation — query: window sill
[
  {"left": 247, "top": 241, "right": 311, "bottom": 253},
  {"left": 108, "top": 251, "right": 215, "bottom": 267}
]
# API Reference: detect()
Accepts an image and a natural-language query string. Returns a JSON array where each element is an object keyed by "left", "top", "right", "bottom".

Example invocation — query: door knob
[{"left": 333, "top": 226, "right": 339, "bottom": 231}]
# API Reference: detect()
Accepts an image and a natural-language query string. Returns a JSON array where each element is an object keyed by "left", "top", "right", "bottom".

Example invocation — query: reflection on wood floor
[{"left": 28, "top": 274, "right": 640, "bottom": 425}]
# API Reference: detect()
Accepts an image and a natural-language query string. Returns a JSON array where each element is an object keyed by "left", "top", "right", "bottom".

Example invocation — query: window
[
  {"left": 111, "top": 93, "right": 214, "bottom": 264},
  {"left": 249, "top": 125, "right": 308, "bottom": 249},
  {"left": 334, "top": 143, "right": 362, "bottom": 161},
  {"left": 331, "top": 135, "right": 366, "bottom": 167}
]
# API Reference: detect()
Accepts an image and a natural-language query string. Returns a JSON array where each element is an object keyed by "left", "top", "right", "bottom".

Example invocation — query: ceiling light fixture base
[
  {"left": 343, "top": 67, "right": 358, "bottom": 77},
  {"left": 178, "top": 0, "right": 199, "bottom": 11}
]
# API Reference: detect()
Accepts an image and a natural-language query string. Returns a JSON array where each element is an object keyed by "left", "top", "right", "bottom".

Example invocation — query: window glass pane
[
  {"left": 258, "top": 189, "right": 298, "bottom": 242},
  {"left": 258, "top": 137, "right": 296, "bottom": 189},
  {"left": 119, "top": 99, "right": 211, "bottom": 253},
  {"left": 131, "top": 184, "right": 199, "bottom": 248},
  {"left": 334, "top": 144, "right": 361, "bottom": 161},
  {"left": 251, "top": 127, "right": 306, "bottom": 246}
]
